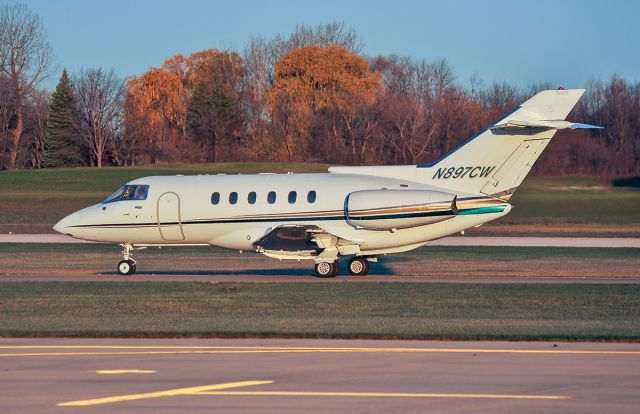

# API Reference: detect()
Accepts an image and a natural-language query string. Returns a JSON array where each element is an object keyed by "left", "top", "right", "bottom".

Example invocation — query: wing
[
  {"left": 491, "top": 119, "right": 602, "bottom": 131},
  {"left": 254, "top": 225, "right": 360, "bottom": 261}
]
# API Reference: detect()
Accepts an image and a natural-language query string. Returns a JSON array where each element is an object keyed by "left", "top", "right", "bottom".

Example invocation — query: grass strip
[{"left": 1, "top": 282, "right": 639, "bottom": 341}]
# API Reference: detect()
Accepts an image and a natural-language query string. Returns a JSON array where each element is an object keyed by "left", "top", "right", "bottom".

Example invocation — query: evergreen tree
[
  {"left": 186, "top": 76, "right": 242, "bottom": 163},
  {"left": 44, "top": 69, "right": 83, "bottom": 167}
]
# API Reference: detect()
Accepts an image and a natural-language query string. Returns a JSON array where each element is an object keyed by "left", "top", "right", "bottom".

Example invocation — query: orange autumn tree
[
  {"left": 269, "top": 45, "right": 383, "bottom": 162},
  {"left": 125, "top": 49, "right": 244, "bottom": 163},
  {"left": 126, "top": 57, "right": 192, "bottom": 162}
]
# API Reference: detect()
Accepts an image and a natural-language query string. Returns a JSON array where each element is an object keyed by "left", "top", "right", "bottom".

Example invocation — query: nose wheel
[
  {"left": 117, "top": 259, "right": 137, "bottom": 276},
  {"left": 117, "top": 243, "right": 138, "bottom": 276}
]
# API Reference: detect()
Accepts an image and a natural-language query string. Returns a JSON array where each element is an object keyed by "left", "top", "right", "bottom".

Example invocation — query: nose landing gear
[
  {"left": 117, "top": 243, "right": 137, "bottom": 276},
  {"left": 117, "top": 259, "right": 136, "bottom": 276}
]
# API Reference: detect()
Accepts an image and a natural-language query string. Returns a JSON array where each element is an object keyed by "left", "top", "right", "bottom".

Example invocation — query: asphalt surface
[
  {"left": 1, "top": 338, "right": 639, "bottom": 414},
  {"left": 2, "top": 234, "right": 640, "bottom": 248}
]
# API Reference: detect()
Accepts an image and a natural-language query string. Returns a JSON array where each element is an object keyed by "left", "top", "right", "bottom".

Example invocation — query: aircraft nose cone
[
  {"left": 53, "top": 211, "right": 80, "bottom": 236},
  {"left": 52, "top": 206, "right": 99, "bottom": 240},
  {"left": 53, "top": 217, "right": 68, "bottom": 234}
]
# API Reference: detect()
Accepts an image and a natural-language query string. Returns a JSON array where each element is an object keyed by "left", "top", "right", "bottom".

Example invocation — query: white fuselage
[
  {"left": 52, "top": 89, "right": 592, "bottom": 275},
  {"left": 54, "top": 172, "right": 511, "bottom": 257}
]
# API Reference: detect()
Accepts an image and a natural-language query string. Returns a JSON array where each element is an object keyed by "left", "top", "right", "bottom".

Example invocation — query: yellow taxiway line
[
  {"left": 1, "top": 345, "right": 640, "bottom": 358},
  {"left": 198, "top": 390, "right": 569, "bottom": 400},
  {"left": 57, "top": 380, "right": 568, "bottom": 407},
  {"left": 57, "top": 380, "right": 274, "bottom": 407}
]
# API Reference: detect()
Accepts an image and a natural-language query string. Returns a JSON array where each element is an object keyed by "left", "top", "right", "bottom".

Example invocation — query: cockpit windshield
[{"left": 102, "top": 185, "right": 149, "bottom": 203}]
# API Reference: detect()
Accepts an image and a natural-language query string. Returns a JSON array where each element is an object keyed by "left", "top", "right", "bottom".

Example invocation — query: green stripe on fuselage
[{"left": 458, "top": 205, "right": 507, "bottom": 215}]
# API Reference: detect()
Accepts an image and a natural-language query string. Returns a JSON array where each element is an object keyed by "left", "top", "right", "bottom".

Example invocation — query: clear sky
[{"left": 17, "top": 0, "right": 640, "bottom": 90}]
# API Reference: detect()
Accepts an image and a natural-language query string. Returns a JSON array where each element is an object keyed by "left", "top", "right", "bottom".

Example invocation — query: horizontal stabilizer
[
  {"left": 569, "top": 123, "right": 604, "bottom": 129},
  {"left": 491, "top": 119, "right": 603, "bottom": 131}
]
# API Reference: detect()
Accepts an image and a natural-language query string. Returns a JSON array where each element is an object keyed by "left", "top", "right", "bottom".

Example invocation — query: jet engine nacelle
[{"left": 345, "top": 189, "right": 458, "bottom": 231}]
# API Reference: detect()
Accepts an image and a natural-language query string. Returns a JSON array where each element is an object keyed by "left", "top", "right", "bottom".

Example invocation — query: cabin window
[
  {"left": 288, "top": 191, "right": 297, "bottom": 204},
  {"left": 267, "top": 191, "right": 276, "bottom": 204},
  {"left": 103, "top": 185, "right": 149, "bottom": 203},
  {"left": 248, "top": 191, "right": 256, "bottom": 204},
  {"left": 307, "top": 190, "right": 316, "bottom": 203},
  {"left": 211, "top": 192, "right": 220, "bottom": 205},
  {"left": 229, "top": 192, "right": 238, "bottom": 204}
]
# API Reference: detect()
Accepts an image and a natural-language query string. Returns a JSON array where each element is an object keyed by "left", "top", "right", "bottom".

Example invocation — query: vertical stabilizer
[{"left": 417, "top": 89, "right": 588, "bottom": 197}]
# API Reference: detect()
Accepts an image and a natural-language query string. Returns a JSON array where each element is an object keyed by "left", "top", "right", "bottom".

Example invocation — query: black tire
[
  {"left": 348, "top": 257, "right": 370, "bottom": 276},
  {"left": 330, "top": 261, "right": 340, "bottom": 277},
  {"left": 314, "top": 262, "right": 337, "bottom": 278},
  {"left": 117, "top": 259, "right": 136, "bottom": 276}
]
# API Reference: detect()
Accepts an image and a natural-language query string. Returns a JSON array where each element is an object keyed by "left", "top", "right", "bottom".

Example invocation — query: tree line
[{"left": 1, "top": 4, "right": 638, "bottom": 175}]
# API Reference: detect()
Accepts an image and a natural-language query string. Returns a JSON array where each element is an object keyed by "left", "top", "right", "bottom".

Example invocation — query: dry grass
[{"left": 1, "top": 281, "right": 639, "bottom": 341}]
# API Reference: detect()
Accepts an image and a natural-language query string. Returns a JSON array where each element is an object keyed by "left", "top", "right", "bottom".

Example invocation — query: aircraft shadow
[{"left": 102, "top": 261, "right": 395, "bottom": 277}]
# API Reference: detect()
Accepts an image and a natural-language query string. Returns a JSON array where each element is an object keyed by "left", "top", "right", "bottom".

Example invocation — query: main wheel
[
  {"left": 117, "top": 259, "right": 136, "bottom": 276},
  {"left": 330, "top": 261, "right": 340, "bottom": 277},
  {"left": 314, "top": 261, "right": 338, "bottom": 278},
  {"left": 348, "top": 257, "right": 370, "bottom": 276}
]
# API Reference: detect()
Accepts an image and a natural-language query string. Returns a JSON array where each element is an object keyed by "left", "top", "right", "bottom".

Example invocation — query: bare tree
[
  {"left": 74, "top": 68, "right": 124, "bottom": 167},
  {"left": 476, "top": 81, "right": 520, "bottom": 121},
  {"left": 0, "top": 73, "right": 16, "bottom": 168},
  {"left": 370, "top": 56, "right": 443, "bottom": 164},
  {"left": 603, "top": 75, "right": 634, "bottom": 154},
  {"left": 25, "top": 89, "right": 49, "bottom": 168},
  {"left": 286, "top": 22, "right": 363, "bottom": 53},
  {"left": 114, "top": 95, "right": 142, "bottom": 166},
  {"left": 0, "top": 4, "right": 53, "bottom": 169},
  {"left": 431, "top": 58, "right": 455, "bottom": 99}
]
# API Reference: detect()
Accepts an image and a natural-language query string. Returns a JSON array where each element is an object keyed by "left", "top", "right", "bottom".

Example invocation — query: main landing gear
[
  {"left": 117, "top": 243, "right": 137, "bottom": 276},
  {"left": 313, "top": 257, "right": 373, "bottom": 278},
  {"left": 347, "top": 257, "right": 370, "bottom": 276},
  {"left": 314, "top": 261, "right": 339, "bottom": 278}
]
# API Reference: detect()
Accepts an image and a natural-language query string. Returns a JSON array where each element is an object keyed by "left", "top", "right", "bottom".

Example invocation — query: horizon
[{"left": 15, "top": 0, "right": 640, "bottom": 91}]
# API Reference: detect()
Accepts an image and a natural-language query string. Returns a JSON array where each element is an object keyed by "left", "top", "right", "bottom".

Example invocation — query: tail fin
[
  {"left": 418, "top": 88, "right": 599, "bottom": 198},
  {"left": 329, "top": 88, "right": 599, "bottom": 197}
]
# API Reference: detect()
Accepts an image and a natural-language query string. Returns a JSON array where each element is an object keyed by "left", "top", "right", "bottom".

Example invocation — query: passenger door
[{"left": 157, "top": 192, "right": 185, "bottom": 241}]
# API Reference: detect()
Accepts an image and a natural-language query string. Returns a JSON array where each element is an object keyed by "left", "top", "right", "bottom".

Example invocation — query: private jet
[{"left": 54, "top": 88, "right": 600, "bottom": 277}]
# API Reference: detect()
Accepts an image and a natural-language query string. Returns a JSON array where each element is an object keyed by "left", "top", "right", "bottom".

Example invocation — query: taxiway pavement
[{"left": 1, "top": 337, "right": 639, "bottom": 414}]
